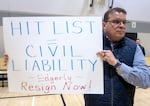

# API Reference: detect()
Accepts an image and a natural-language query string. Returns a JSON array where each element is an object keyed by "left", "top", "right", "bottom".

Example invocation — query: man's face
[{"left": 103, "top": 11, "right": 127, "bottom": 43}]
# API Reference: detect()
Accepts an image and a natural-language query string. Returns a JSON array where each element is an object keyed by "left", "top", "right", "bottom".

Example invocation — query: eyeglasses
[{"left": 106, "top": 20, "right": 130, "bottom": 25}]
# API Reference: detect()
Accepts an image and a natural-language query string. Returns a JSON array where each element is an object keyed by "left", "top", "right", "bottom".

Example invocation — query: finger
[{"left": 96, "top": 51, "right": 104, "bottom": 57}]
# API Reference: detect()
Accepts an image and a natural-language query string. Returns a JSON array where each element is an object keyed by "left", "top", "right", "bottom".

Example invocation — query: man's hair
[{"left": 103, "top": 7, "right": 127, "bottom": 22}]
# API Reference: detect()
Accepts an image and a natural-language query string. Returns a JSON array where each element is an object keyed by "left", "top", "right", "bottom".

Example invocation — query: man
[
  {"left": 84, "top": 7, "right": 150, "bottom": 106},
  {"left": 136, "top": 38, "right": 145, "bottom": 56}
]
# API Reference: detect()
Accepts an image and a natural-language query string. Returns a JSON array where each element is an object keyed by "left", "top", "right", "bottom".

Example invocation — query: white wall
[
  {"left": 0, "top": 0, "right": 85, "bottom": 15},
  {"left": 0, "top": 0, "right": 150, "bottom": 22},
  {"left": 112, "top": 0, "right": 150, "bottom": 22}
]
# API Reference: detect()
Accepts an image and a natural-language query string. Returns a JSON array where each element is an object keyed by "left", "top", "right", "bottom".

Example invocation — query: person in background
[
  {"left": 3, "top": 54, "right": 9, "bottom": 66},
  {"left": 84, "top": 7, "right": 150, "bottom": 106},
  {"left": 136, "top": 38, "right": 146, "bottom": 56},
  {"left": 0, "top": 54, "right": 9, "bottom": 68}
]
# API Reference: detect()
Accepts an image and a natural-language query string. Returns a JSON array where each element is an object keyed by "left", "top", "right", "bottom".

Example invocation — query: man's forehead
[
  {"left": 110, "top": 11, "right": 125, "bottom": 15},
  {"left": 109, "top": 11, "right": 126, "bottom": 19}
]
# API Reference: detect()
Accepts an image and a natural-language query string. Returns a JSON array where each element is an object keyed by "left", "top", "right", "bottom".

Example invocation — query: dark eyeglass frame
[{"left": 105, "top": 20, "right": 130, "bottom": 25}]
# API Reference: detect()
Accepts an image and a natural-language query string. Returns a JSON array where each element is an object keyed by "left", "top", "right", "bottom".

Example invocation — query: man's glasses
[{"left": 106, "top": 20, "right": 130, "bottom": 25}]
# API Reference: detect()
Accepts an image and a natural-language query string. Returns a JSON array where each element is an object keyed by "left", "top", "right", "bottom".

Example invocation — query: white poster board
[{"left": 3, "top": 17, "right": 103, "bottom": 94}]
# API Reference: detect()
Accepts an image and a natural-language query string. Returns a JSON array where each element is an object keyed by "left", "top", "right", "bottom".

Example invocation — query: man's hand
[{"left": 96, "top": 50, "right": 117, "bottom": 66}]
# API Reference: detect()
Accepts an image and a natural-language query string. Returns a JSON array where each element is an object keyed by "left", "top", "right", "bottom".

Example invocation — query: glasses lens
[{"left": 107, "top": 20, "right": 129, "bottom": 25}]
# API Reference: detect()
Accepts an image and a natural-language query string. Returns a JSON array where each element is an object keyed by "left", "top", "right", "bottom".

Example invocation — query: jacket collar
[{"left": 103, "top": 32, "right": 125, "bottom": 49}]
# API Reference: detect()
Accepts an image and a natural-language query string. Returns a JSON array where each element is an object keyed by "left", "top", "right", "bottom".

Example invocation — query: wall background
[
  {"left": 138, "top": 33, "right": 150, "bottom": 57},
  {"left": 0, "top": 0, "right": 150, "bottom": 22}
]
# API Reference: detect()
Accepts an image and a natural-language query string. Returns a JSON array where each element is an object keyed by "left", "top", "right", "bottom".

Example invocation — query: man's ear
[{"left": 102, "top": 22, "right": 106, "bottom": 30}]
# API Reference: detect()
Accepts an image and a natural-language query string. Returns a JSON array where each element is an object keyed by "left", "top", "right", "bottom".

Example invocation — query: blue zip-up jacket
[{"left": 84, "top": 34, "right": 137, "bottom": 106}]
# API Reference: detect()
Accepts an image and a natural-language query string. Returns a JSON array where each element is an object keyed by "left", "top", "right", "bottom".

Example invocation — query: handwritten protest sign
[{"left": 3, "top": 17, "right": 103, "bottom": 94}]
